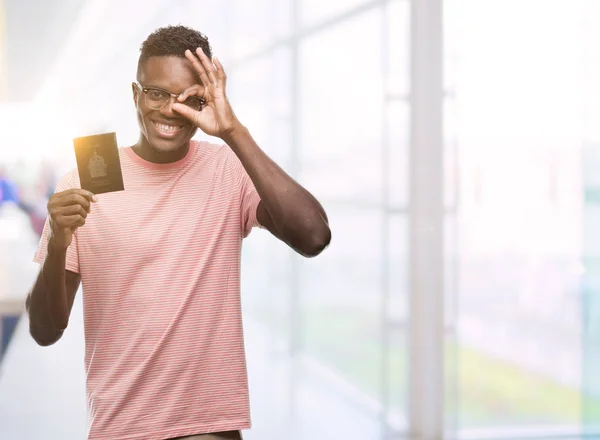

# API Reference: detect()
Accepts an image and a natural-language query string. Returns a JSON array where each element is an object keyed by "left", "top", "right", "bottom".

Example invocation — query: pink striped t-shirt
[{"left": 33, "top": 140, "right": 262, "bottom": 440}]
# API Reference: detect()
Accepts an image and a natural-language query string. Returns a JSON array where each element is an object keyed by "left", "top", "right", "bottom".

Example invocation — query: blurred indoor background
[{"left": 0, "top": 0, "right": 598, "bottom": 439}]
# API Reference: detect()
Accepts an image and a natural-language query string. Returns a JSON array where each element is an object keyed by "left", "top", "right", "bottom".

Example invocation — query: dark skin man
[{"left": 27, "top": 48, "right": 330, "bottom": 345}]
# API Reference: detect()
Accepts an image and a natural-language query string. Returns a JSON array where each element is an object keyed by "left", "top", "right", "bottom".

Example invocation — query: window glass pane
[
  {"left": 583, "top": 1, "right": 600, "bottom": 144},
  {"left": 387, "top": 101, "right": 409, "bottom": 209},
  {"left": 386, "top": 214, "right": 408, "bottom": 424},
  {"left": 298, "top": 9, "right": 383, "bottom": 204},
  {"left": 583, "top": 0, "right": 600, "bottom": 431},
  {"left": 582, "top": 142, "right": 600, "bottom": 431},
  {"left": 228, "top": 50, "right": 292, "bottom": 160},
  {"left": 298, "top": 207, "right": 388, "bottom": 424},
  {"left": 385, "top": 0, "right": 410, "bottom": 97},
  {"left": 300, "top": 0, "right": 373, "bottom": 27},
  {"left": 228, "top": 60, "right": 270, "bottom": 145},
  {"left": 445, "top": 215, "right": 460, "bottom": 433},
  {"left": 228, "top": 0, "right": 291, "bottom": 59},
  {"left": 445, "top": 98, "right": 458, "bottom": 210},
  {"left": 444, "top": 0, "right": 459, "bottom": 93},
  {"left": 447, "top": 0, "right": 585, "bottom": 432}
]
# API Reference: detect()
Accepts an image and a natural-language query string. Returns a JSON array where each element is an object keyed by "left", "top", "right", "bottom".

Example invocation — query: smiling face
[{"left": 133, "top": 55, "right": 200, "bottom": 158}]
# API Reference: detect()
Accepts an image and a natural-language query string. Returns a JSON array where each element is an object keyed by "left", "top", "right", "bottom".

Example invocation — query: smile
[{"left": 153, "top": 121, "right": 185, "bottom": 136}]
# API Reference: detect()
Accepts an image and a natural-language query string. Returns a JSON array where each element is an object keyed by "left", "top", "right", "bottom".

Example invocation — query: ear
[{"left": 132, "top": 82, "right": 139, "bottom": 104}]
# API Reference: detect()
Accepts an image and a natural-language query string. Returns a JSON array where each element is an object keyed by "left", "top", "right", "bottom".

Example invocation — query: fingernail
[
  {"left": 92, "top": 195, "right": 98, "bottom": 202},
  {"left": 198, "top": 47, "right": 204, "bottom": 54}
]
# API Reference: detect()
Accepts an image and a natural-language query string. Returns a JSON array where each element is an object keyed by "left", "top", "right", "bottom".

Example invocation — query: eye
[
  {"left": 184, "top": 97, "right": 202, "bottom": 107},
  {"left": 148, "top": 89, "right": 166, "bottom": 99}
]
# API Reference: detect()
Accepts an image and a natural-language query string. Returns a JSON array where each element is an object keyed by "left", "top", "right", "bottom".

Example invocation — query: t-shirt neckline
[{"left": 124, "top": 141, "right": 197, "bottom": 171}]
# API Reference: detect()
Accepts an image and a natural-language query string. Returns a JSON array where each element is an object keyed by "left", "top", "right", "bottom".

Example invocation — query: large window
[
  {"left": 447, "top": 0, "right": 588, "bottom": 435},
  {"left": 226, "top": 0, "right": 593, "bottom": 438}
]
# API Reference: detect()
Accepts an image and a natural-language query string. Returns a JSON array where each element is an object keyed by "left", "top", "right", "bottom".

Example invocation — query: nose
[{"left": 160, "top": 95, "right": 178, "bottom": 117}]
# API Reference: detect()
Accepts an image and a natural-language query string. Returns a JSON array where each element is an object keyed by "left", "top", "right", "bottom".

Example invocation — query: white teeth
[{"left": 155, "top": 122, "right": 183, "bottom": 133}]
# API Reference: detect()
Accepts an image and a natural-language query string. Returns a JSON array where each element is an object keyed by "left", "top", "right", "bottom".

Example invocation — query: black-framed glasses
[{"left": 135, "top": 82, "right": 205, "bottom": 111}]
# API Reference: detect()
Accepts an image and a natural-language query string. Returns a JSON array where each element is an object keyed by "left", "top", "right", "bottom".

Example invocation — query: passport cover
[{"left": 73, "top": 132, "right": 124, "bottom": 195}]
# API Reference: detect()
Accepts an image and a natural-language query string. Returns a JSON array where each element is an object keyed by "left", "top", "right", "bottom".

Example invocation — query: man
[{"left": 26, "top": 25, "right": 331, "bottom": 440}]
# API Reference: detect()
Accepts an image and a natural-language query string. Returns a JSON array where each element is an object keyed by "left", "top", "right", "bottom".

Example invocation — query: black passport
[{"left": 73, "top": 132, "right": 124, "bottom": 194}]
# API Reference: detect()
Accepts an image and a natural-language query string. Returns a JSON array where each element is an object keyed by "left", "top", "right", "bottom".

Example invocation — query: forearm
[
  {"left": 27, "top": 240, "right": 70, "bottom": 345},
  {"left": 223, "top": 125, "right": 330, "bottom": 247}
]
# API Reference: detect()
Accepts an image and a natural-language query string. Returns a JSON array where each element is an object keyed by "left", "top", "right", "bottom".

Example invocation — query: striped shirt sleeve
[{"left": 223, "top": 145, "right": 263, "bottom": 238}]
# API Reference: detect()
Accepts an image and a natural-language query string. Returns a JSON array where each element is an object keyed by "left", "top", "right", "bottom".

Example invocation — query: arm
[
  {"left": 26, "top": 262, "right": 80, "bottom": 346},
  {"left": 173, "top": 48, "right": 331, "bottom": 257},
  {"left": 223, "top": 126, "right": 331, "bottom": 257},
  {"left": 26, "top": 188, "right": 95, "bottom": 346}
]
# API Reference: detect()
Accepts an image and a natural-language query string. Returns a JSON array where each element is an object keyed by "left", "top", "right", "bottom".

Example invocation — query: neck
[{"left": 132, "top": 136, "right": 190, "bottom": 164}]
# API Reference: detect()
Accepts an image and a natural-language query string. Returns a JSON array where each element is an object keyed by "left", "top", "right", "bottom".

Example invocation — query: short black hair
[{"left": 137, "top": 25, "right": 212, "bottom": 77}]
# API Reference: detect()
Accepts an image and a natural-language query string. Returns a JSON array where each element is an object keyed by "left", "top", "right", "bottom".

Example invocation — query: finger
[
  {"left": 48, "top": 194, "right": 91, "bottom": 214},
  {"left": 178, "top": 84, "right": 204, "bottom": 102},
  {"left": 185, "top": 49, "right": 210, "bottom": 87},
  {"left": 195, "top": 48, "right": 218, "bottom": 86},
  {"left": 55, "top": 204, "right": 89, "bottom": 218},
  {"left": 49, "top": 207, "right": 88, "bottom": 225},
  {"left": 57, "top": 214, "right": 86, "bottom": 229},
  {"left": 55, "top": 188, "right": 97, "bottom": 203},
  {"left": 213, "top": 57, "right": 227, "bottom": 89},
  {"left": 172, "top": 102, "right": 200, "bottom": 123},
  {"left": 61, "top": 194, "right": 92, "bottom": 211}
]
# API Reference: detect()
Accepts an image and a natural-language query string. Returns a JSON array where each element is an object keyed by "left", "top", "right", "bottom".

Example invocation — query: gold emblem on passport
[
  {"left": 74, "top": 132, "right": 125, "bottom": 194},
  {"left": 89, "top": 151, "right": 108, "bottom": 179}
]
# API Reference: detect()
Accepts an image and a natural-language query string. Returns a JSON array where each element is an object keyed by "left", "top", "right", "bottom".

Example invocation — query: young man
[{"left": 25, "top": 26, "right": 331, "bottom": 440}]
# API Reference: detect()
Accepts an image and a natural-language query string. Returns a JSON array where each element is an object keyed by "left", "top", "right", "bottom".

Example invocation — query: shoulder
[
  {"left": 190, "top": 140, "right": 247, "bottom": 188},
  {"left": 191, "top": 139, "right": 229, "bottom": 158},
  {"left": 190, "top": 139, "right": 238, "bottom": 169}
]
